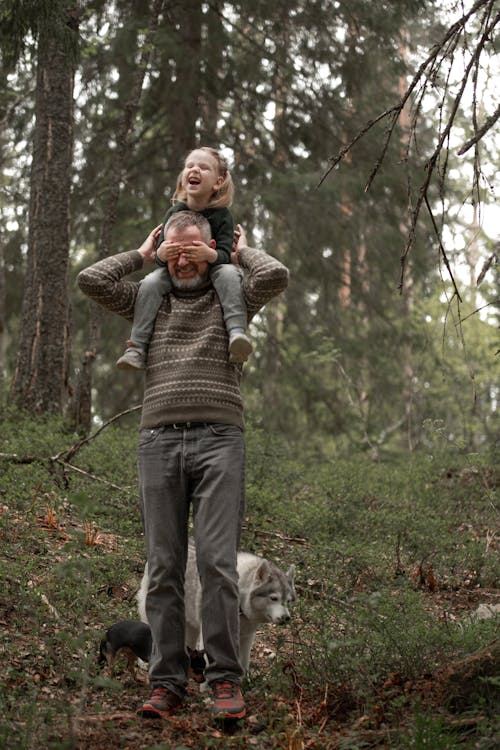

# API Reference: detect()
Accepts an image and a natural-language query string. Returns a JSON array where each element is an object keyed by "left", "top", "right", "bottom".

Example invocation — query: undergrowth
[{"left": 0, "top": 408, "right": 498, "bottom": 749}]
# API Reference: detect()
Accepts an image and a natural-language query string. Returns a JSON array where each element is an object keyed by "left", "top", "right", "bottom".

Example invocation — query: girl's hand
[
  {"left": 156, "top": 240, "right": 184, "bottom": 263},
  {"left": 176, "top": 240, "right": 218, "bottom": 264},
  {"left": 138, "top": 224, "right": 163, "bottom": 263}
]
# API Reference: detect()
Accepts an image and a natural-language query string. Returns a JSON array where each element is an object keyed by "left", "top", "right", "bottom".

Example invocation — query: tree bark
[
  {"left": 10, "top": 15, "right": 76, "bottom": 413},
  {"left": 0, "top": 234, "right": 5, "bottom": 381},
  {"left": 201, "top": 0, "right": 223, "bottom": 143},
  {"left": 170, "top": 0, "right": 202, "bottom": 155},
  {"left": 69, "top": 0, "right": 165, "bottom": 434},
  {"left": 259, "top": 12, "right": 290, "bottom": 430}
]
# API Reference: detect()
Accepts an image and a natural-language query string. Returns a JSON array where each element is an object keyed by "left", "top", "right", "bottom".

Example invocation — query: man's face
[{"left": 166, "top": 225, "right": 210, "bottom": 289}]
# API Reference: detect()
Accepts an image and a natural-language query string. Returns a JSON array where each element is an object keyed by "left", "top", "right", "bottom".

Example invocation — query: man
[{"left": 78, "top": 211, "right": 289, "bottom": 720}]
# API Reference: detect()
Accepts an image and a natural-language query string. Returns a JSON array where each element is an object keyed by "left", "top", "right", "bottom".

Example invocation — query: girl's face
[{"left": 181, "top": 149, "right": 223, "bottom": 207}]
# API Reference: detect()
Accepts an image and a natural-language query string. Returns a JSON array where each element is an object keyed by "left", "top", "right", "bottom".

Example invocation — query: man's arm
[
  {"left": 235, "top": 226, "right": 289, "bottom": 320},
  {"left": 77, "top": 226, "right": 161, "bottom": 321}
]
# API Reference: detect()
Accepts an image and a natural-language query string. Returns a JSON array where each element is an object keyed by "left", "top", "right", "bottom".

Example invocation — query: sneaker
[
  {"left": 228, "top": 332, "right": 253, "bottom": 364},
  {"left": 116, "top": 346, "right": 146, "bottom": 370},
  {"left": 137, "top": 686, "right": 183, "bottom": 719},
  {"left": 211, "top": 680, "right": 246, "bottom": 719}
]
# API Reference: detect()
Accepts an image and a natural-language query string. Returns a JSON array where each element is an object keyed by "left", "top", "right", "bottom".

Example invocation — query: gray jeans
[
  {"left": 131, "top": 265, "right": 247, "bottom": 349},
  {"left": 137, "top": 422, "right": 246, "bottom": 697}
]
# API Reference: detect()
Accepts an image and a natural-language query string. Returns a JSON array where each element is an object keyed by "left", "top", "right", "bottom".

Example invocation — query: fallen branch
[
  {"left": 250, "top": 528, "right": 308, "bottom": 545},
  {"left": 0, "top": 452, "right": 41, "bottom": 464},
  {"left": 0, "top": 404, "right": 142, "bottom": 491},
  {"left": 53, "top": 404, "right": 142, "bottom": 464},
  {"left": 53, "top": 459, "right": 132, "bottom": 493}
]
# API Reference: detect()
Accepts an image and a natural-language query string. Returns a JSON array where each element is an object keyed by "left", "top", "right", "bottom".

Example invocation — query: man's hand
[
  {"left": 138, "top": 225, "right": 162, "bottom": 263},
  {"left": 231, "top": 224, "right": 248, "bottom": 265}
]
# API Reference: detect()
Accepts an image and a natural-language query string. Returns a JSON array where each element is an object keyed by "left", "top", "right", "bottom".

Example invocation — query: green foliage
[
  {"left": 3, "top": 0, "right": 496, "bottom": 449},
  {"left": 293, "top": 585, "right": 498, "bottom": 695},
  {"left": 245, "top": 426, "right": 499, "bottom": 589},
  {"left": 0, "top": 0, "right": 80, "bottom": 69},
  {"left": 396, "top": 713, "right": 462, "bottom": 749},
  {"left": 0, "top": 408, "right": 498, "bottom": 746}
]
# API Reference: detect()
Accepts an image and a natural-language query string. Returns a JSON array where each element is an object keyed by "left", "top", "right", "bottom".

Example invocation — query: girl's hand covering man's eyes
[
  {"left": 174, "top": 241, "right": 218, "bottom": 264},
  {"left": 156, "top": 241, "right": 183, "bottom": 263}
]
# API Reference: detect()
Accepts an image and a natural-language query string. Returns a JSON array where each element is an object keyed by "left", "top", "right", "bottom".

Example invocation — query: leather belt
[{"left": 170, "top": 422, "right": 208, "bottom": 430}]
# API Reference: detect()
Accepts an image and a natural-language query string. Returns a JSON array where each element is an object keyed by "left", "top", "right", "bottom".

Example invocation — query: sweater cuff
[
  {"left": 129, "top": 249, "right": 146, "bottom": 268},
  {"left": 154, "top": 252, "right": 168, "bottom": 267},
  {"left": 237, "top": 245, "right": 256, "bottom": 266}
]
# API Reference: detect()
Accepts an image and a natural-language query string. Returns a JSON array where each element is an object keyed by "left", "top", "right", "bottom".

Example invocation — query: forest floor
[
  {"left": 0, "top": 421, "right": 498, "bottom": 749},
  {"left": 2, "top": 504, "right": 498, "bottom": 749}
]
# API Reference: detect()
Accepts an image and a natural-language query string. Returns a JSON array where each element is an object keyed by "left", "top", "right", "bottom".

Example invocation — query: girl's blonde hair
[{"left": 173, "top": 146, "right": 234, "bottom": 208}]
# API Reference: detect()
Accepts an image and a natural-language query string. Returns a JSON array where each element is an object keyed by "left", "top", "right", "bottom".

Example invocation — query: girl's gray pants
[{"left": 130, "top": 265, "right": 247, "bottom": 348}]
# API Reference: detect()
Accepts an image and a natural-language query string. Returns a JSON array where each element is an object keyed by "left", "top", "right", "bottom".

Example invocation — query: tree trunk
[
  {"left": 0, "top": 235, "right": 5, "bottom": 381},
  {"left": 200, "top": 0, "right": 223, "bottom": 143},
  {"left": 69, "top": 0, "right": 165, "bottom": 433},
  {"left": 398, "top": 39, "right": 416, "bottom": 452},
  {"left": 260, "top": 14, "right": 291, "bottom": 430},
  {"left": 0, "top": 66, "right": 6, "bottom": 382},
  {"left": 10, "top": 17, "right": 76, "bottom": 413},
  {"left": 170, "top": 0, "right": 202, "bottom": 154}
]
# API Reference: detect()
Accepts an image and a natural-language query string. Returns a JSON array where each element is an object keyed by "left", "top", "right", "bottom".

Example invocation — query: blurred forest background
[{"left": 0, "top": 0, "right": 498, "bottom": 458}]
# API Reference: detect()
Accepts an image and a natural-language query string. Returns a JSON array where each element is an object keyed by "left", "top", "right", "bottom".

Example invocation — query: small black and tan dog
[{"left": 98, "top": 620, "right": 206, "bottom": 683}]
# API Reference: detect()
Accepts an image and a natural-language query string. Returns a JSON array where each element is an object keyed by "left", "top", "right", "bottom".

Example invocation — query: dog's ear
[{"left": 256, "top": 560, "right": 271, "bottom": 581}]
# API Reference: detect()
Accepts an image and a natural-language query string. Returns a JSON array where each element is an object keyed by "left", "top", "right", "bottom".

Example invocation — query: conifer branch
[
  {"left": 319, "top": 0, "right": 498, "bottom": 295},
  {"left": 423, "top": 195, "right": 462, "bottom": 303},
  {"left": 457, "top": 102, "right": 500, "bottom": 155}
]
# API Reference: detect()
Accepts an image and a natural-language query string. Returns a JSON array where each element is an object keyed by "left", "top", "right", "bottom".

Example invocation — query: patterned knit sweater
[{"left": 77, "top": 246, "right": 289, "bottom": 429}]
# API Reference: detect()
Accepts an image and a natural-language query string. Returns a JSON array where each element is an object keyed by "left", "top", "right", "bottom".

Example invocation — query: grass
[{"left": 0, "top": 409, "right": 498, "bottom": 748}]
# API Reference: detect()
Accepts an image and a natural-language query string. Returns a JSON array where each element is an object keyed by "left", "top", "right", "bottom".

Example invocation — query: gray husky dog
[{"left": 136, "top": 540, "right": 296, "bottom": 673}]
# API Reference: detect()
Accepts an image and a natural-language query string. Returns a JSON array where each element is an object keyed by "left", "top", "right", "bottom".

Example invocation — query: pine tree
[{"left": 2, "top": 1, "right": 79, "bottom": 413}]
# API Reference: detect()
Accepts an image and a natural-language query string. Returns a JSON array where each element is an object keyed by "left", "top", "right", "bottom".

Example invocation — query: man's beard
[{"left": 171, "top": 271, "right": 207, "bottom": 290}]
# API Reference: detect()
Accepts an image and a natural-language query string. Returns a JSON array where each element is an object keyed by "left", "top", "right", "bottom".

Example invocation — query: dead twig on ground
[{"left": 0, "top": 405, "right": 142, "bottom": 491}]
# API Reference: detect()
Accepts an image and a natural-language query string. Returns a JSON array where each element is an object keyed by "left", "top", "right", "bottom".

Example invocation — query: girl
[{"left": 116, "top": 147, "right": 252, "bottom": 369}]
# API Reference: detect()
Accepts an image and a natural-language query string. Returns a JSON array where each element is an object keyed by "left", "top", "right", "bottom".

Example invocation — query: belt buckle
[{"left": 172, "top": 422, "right": 191, "bottom": 429}]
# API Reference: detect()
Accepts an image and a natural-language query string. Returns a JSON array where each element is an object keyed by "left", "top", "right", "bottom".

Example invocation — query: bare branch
[
  {"left": 424, "top": 195, "right": 463, "bottom": 302},
  {"left": 458, "top": 102, "right": 500, "bottom": 155},
  {"left": 398, "top": 7, "right": 499, "bottom": 289},
  {"left": 316, "top": 107, "right": 398, "bottom": 189},
  {"left": 319, "top": 0, "right": 499, "bottom": 300},
  {"left": 0, "top": 405, "right": 142, "bottom": 490},
  {"left": 457, "top": 300, "right": 499, "bottom": 323},
  {"left": 476, "top": 248, "right": 498, "bottom": 286},
  {"left": 319, "top": 0, "right": 495, "bottom": 189},
  {"left": 54, "top": 405, "right": 142, "bottom": 464},
  {"left": 52, "top": 459, "right": 131, "bottom": 493}
]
